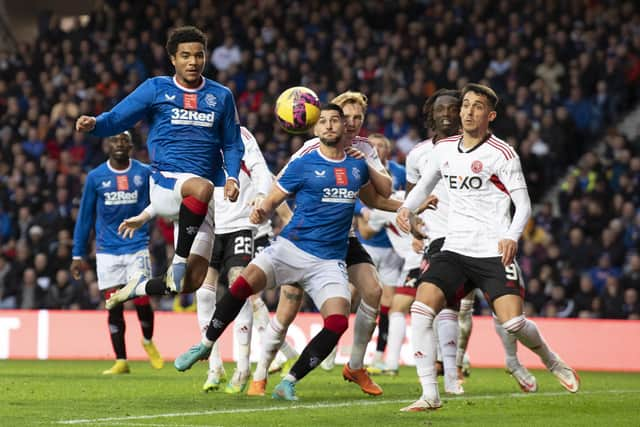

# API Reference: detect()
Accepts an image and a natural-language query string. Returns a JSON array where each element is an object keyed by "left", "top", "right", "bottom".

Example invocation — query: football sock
[
  {"left": 437, "top": 309, "right": 459, "bottom": 384},
  {"left": 251, "top": 296, "right": 270, "bottom": 333},
  {"left": 134, "top": 300, "right": 154, "bottom": 340},
  {"left": 204, "top": 276, "right": 253, "bottom": 344},
  {"left": 457, "top": 296, "right": 474, "bottom": 367},
  {"left": 493, "top": 316, "right": 519, "bottom": 368},
  {"left": 176, "top": 196, "right": 208, "bottom": 258},
  {"left": 385, "top": 311, "right": 406, "bottom": 371},
  {"left": 376, "top": 305, "right": 389, "bottom": 353},
  {"left": 410, "top": 301, "right": 439, "bottom": 401},
  {"left": 502, "top": 315, "right": 555, "bottom": 367},
  {"left": 433, "top": 312, "right": 442, "bottom": 363},
  {"left": 349, "top": 301, "right": 377, "bottom": 370},
  {"left": 234, "top": 300, "right": 253, "bottom": 374},
  {"left": 253, "top": 317, "right": 287, "bottom": 382},
  {"left": 288, "top": 314, "right": 348, "bottom": 382},
  {"left": 108, "top": 304, "right": 126, "bottom": 360},
  {"left": 196, "top": 283, "right": 217, "bottom": 337}
]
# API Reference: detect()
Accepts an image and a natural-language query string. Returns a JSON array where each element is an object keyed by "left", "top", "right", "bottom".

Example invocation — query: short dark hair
[
  {"left": 320, "top": 103, "right": 344, "bottom": 118},
  {"left": 166, "top": 26, "right": 207, "bottom": 57},
  {"left": 422, "top": 89, "right": 461, "bottom": 131},
  {"left": 107, "top": 131, "right": 132, "bottom": 142},
  {"left": 461, "top": 83, "right": 499, "bottom": 110}
]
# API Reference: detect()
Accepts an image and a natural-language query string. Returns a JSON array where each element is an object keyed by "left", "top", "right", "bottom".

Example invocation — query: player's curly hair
[
  {"left": 166, "top": 26, "right": 207, "bottom": 57},
  {"left": 331, "top": 91, "right": 368, "bottom": 114},
  {"left": 422, "top": 89, "right": 461, "bottom": 131}
]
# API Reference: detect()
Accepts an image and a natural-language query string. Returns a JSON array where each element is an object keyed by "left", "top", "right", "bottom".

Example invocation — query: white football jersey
[
  {"left": 404, "top": 134, "right": 528, "bottom": 257},
  {"left": 214, "top": 127, "right": 273, "bottom": 234},
  {"left": 405, "top": 138, "right": 451, "bottom": 243}
]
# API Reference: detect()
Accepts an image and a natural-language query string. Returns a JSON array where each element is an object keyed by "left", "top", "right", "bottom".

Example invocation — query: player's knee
[
  {"left": 501, "top": 314, "right": 526, "bottom": 335},
  {"left": 410, "top": 301, "right": 435, "bottom": 327},
  {"left": 324, "top": 314, "right": 349, "bottom": 335}
]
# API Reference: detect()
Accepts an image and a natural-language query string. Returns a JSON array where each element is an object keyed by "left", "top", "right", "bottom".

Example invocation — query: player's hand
[
  {"left": 70, "top": 259, "right": 89, "bottom": 280},
  {"left": 396, "top": 207, "right": 412, "bottom": 233},
  {"left": 249, "top": 194, "right": 265, "bottom": 208},
  {"left": 118, "top": 214, "right": 147, "bottom": 239},
  {"left": 75, "top": 115, "right": 96, "bottom": 132},
  {"left": 416, "top": 194, "right": 439, "bottom": 214},
  {"left": 410, "top": 215, "right": 427, "bottom": 239},
  {"left": 498, "top": 239, "right": 518, "bottom": 266},
  {"left": 250, "top": 206, "right": 268, "bottom": 224},
  {"left": 345, "top": 146, "right": 365, "bottom": 159},
  {"left": 225, "top": 178, "right": 239, "bottom": 202},
  {"left": 411, "top": 237, "right": 424, "bottom": 254}
]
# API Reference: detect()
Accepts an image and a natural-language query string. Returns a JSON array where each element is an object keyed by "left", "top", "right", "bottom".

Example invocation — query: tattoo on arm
[{"left": 283, "top": 290, "right": 303, "bottom": 301}]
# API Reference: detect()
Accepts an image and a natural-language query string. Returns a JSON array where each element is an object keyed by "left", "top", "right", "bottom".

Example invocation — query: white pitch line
[{"left": 57, "top": 389, "right": 640, "bottom": 425}]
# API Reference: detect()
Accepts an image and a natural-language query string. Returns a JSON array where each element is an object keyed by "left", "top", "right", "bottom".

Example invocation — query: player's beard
[{"left": 319, "top": 135, "right": 341, "bottom": 146}]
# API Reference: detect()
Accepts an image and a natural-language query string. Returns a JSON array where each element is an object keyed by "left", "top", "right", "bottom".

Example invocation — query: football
[{"left": 275, "top": 86, "right": 321, "bottom": 134}]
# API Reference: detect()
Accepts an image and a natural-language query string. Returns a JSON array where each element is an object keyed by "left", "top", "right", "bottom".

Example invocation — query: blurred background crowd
[{"left": 0, "top": 0, "right": 639, "bottom": 319}]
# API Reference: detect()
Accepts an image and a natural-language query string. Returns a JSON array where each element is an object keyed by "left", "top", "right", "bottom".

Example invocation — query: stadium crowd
[{"left": 0, "top": 0, "right": 639, "bottom": 319}]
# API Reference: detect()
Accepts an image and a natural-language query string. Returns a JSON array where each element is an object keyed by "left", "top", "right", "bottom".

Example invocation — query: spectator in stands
[
  {"left": 0, "top": 254, "right": 18, "bottom": 308},
  {"left": 574, "top": 274, "right": 598, "bottom": 317}
]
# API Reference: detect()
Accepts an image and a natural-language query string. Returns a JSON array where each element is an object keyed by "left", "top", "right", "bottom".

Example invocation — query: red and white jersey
[
  {"left": 287, "top": 135, "right": 385, "bottom": 172},
  {"left": 214, "top": 127, "right": 273, "bottom": 234},
  {"left": 405, "top": 138, "right": 450, "bottom": 243},
  {"left": 404, "top": 134, "right": 528, "bottom": 257}
]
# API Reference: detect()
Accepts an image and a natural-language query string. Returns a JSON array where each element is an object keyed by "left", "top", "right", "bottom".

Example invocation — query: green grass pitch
[{"left": 1, "top": 360, "right": 639, "bottom": 426}]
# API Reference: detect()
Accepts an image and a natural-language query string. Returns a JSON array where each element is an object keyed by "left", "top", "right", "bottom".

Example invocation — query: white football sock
[
  {"left": 251, "top": 296, "right": 270, "bottom": 333},
  {"left": 502, "top": 315, "right": 556, "bottom": 368},
  {"left": 410, "top": 301, "right": 439, "bottom": 402},
  {"left": 196, "top": 284, "right": 222, "bottom": 370},
  {"left": 253, "top": 317, "right": 287, "bottom": 381},
  {"left": 234, "top": 299, "right": 253, "bottom": 374},
  {"left": 437, "top": 308, "right": 459, "bottom": 386},
  {"left": 493, "top": 315, "right": 519, "bottom": 369},
  {"left": 457, "top": 295, "right": 474, "bottom": 367},
  {"left": 433, "top": 313, "right": 441, "bottom": 363},
  {"left": 384, "top": 311, "right": 406, "bottom": 371},
  {"left": 349, "top": 300, "right": 378, "bottom": 370}
]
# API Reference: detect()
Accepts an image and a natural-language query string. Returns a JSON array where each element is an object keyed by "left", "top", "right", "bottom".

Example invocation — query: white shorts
[
  {"left": 362, "top": 244, "right": 404, "bottom": 286},
  {"left": 96, "top": 249, "right": 151, "bottom": 291},
  {"left": 150, "top": 171, "right": 215, "bottom": 260},
  {"left": 251, "top": 237, "right": 350, "bottom": 310}
]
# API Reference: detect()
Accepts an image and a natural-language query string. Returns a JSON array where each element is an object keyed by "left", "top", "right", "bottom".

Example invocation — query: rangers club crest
[
  {"left": 134, "top": 175, "right": 143, "bottom": 187},
  {"left": 205, "top": 94, "right": 217, "bottom": 108},
  {"left": 471, "top": 160, "right": 483, "bottom": 173},
  {"left": 352, "top": 167, "right": 361, "bottom": 180}
]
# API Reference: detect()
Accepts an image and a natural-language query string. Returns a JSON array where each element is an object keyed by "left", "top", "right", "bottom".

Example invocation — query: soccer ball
[{"left": 275, "top": 86, "right": 321, "bottom": 134}]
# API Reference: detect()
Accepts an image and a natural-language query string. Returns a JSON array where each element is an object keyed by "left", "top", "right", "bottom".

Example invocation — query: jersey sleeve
[
  {"left": 405, "top": 148, "right": 421, "bottom": 184},
  {"left": 355, "top": 138, "right": 385, "bottom": 172},
  {"left": 93, "top": 79, "right": 156, "bottom": 137},
  {"left": 276, "top": 157, "right": 304, "bottom": 194},
  {"left": 241, "top": 128, "right": 272, "bottom": 195},
  {"left": 72, "top": 173, "right": 97, "bottom": 258},
  {"left": 402, "top": 148, "right": 441, "bottom": 211},
  {"left": 221, "top": 89, "right": 244, "bottom": 181},
  {"left": 497, "top": 156, "right": 528, "bottom": 193}
]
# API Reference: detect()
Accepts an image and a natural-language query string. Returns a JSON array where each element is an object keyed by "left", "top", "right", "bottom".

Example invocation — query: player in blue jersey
[
  {"left": 75, "top": 26, "right": 244, "bottom": 305},
  {"left": 71, "top": 131, "right": 163, "bottom": 374},
  {"left": 174, "top": 104, "right": 380, "bottom": 400},
  {"left": 354, "top": 133, "right": 406, "bottom": 372}
]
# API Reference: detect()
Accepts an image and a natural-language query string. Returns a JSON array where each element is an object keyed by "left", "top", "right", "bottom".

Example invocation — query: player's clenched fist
[
  {"left": 250, "top": 206, "right": 267, "bottom": 224},
  {"left": 76, "top": 115, "right": 97, "bottom": 132}
]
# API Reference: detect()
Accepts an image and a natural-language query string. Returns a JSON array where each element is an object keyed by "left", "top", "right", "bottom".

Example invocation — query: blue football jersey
[
  {"left": 72, "top": 160, "right": 151, "bottom": 257},
  {"left": 278, "top": 149, "right": 370, "bottom": 260},
  {"left": 356, "top": 160, "right": 406, "bottom": 248},
  {"left": 91, "top": 76, "right": 244, "bottom": 185}
]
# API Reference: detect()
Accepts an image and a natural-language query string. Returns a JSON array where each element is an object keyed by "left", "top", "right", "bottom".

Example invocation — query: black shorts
[
  {"left": 210, "top": 229, "right": 254, "bottom": 273},
  {"left": 345, "top": 236, "right": 374, "bottom": 268},
  {"left": 418, "top": 250, "right": 523, "bottom": 306},
  {"left": 254, "top": 234, "right": 271, "bottom": 255}
]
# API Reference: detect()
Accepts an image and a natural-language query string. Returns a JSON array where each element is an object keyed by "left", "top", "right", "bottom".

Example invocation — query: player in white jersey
[
  {"left": 246, "top": 91, "right": 399, "bottom": 397},
  {"left": 397, "top": 83, "right": 580, "bottom": 412}
]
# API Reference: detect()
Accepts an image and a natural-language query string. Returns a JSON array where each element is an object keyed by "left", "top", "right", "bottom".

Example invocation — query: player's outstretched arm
[
  {"left": 368, "top": 166, "right": 392, "bottom": 198},
  {"left": 250, "top": 185, "right": 288, "bottom": 224},
  {"left": 118, "top": 205, "right": 156, "bottom": 239},
  {"left": 75, "top": 115, "right": 96, "bottom": 132},
  {"left": 359, "top": 183, "right": 402, "bottom": 212}
]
